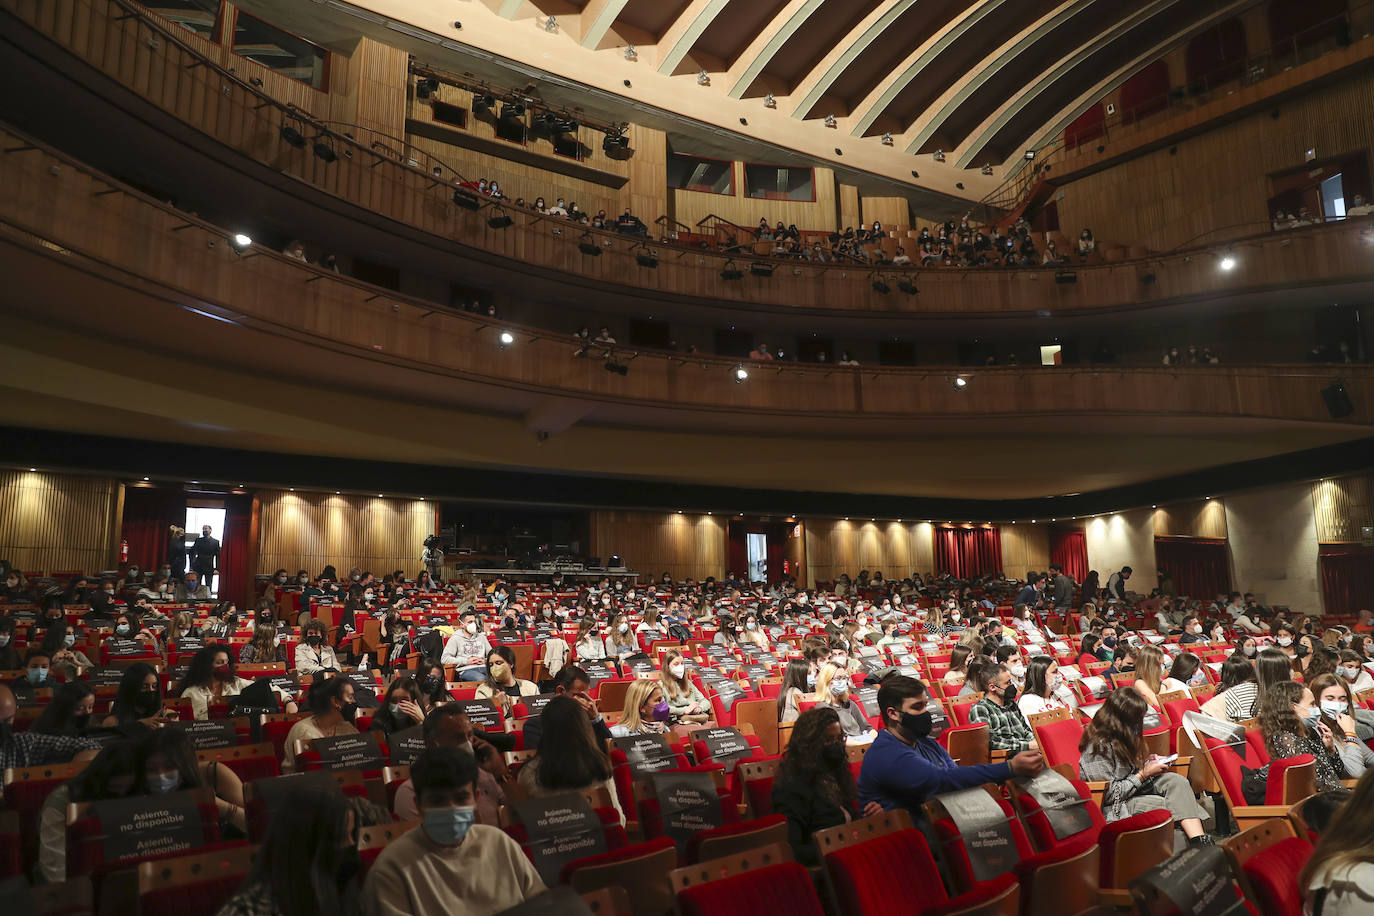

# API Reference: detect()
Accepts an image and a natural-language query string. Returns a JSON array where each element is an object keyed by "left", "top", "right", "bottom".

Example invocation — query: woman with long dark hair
[
  {"left": 215, "top": 791, "right": 361, "bottom": 916},
  {"left": 102, "top": 662, "right": 171, "bottom": 729},
  {"left": 1199, "top": 652, "right": 1259, "bottom": 722},
  {"left": 38, "top": 740, "right": 140, "bottom": 882},
  {"left": 140, "top": 727, "right": 246, "bottom": 836},
  {"left": 39, "top": 619, "right": 93, "bottom": 681},
  {"left": 30, "top": 681, "right": 95, "bottom": 735},
  {"left": 516, "top": 694, "right": 623, "bottom": 824},
  {"left": 1077, "top": 687, "right": 1211, "bottom": 849},
  {"left": 1258, "top": 681, "right": 1347, "bottom": 792},
  {"left": 771, "top": 707, "right": 883, "bottom": 866},
  {"left": 369, "top": 676, "right": 425, "bottom": 737},
  {"left": 1017, "top": 655, "right": 1072, "bottom": 717},
  {"left": 1079, "top": 570, "right": 1100, "bottom": 604},
  {"left": 176, "top": 644, "right": 295, "bottom": 720},
  {"left": 777, "top": 658, "right": 811, "bottom": 724}
]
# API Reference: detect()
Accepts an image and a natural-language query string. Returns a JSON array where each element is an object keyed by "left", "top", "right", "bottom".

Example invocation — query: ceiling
[{"left": 233, "top": 0, "right": 1264, "bottom": 203}]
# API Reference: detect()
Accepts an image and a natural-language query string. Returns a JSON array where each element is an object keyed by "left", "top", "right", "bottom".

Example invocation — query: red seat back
[
  {"left": 1012, "top": 777, "right": 1105, "bottom": 852},
  {"left": 677, "top": 860, "right": 824, "bottom": 916},
  {"left": 825, "top": 827, "right": 952, "bottom": 912},
  {"left": 1241, "top": 837, "right": 1313, "bottom": 916},
  {"left": 933, "top": 798, "right": 1035, "bottom": 891},
  {"left": 1037, "top": 717, "right": 1085, "bottom": 769}
]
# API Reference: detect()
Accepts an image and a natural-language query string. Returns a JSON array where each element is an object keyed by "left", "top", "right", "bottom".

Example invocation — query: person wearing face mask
[
  {"left": 175, "top": 572, "right": 209, "bottom": 603},
  {"left": 296, "top": 619, "right": 342, "bottom": 675},
  {"left": 0, "top": 619, "right": 19, "bottom": 670},
  {"left": 392, "top": 707, "right": 510, "bottom": 827},
  {"left": 105, "top": 610, "right": 159, "bottom": 655},
  {"left": 441, "top": 611, "right": 492, "bottom": 682},
  {"left": 13, "top": 649, "right": 54, "bottom": 693},
  {"left": 771, "top": 707, "right": 885, "bottom": 867},
  {"left": 1199, "top": 653, "right": 1260, "bottom": 722},
  {"left": 1159, "top": 652, "right": 1207, "bottom": 698},
  {"left": 1272, "top": 622, "right": 1300, "bottom": 660},
  {"left": 38, "top": 739, "right": 140, "bottom": 883},
  {"left": 218, "top": 789, "right": 361, "bottom": 916},
  {"left": 968, "top": 664, "right": 1037, "bottom": 752},
  {"left": 602, "top": 613, "right": 638, "bottom": 661},
  {"left": 474, "top": 647, "right": 538, "bottom": 718},
  {"left": 365, "top": 746, "right": 543, "bottom": 914},
  {"left": 1259, "top": 681, "right": 1348, "bottom": 792},
  {"left": 176, "top": 645, "right": 295, "bottom": 721},
  {"left": 609, "top": 679, "right": 672, "bottom": 737},
  {"left": 858, "top": 676, "right": 1043, "bottom": 820},
  {"left": 30, "top": 681, "right": 96, "bottom": 736},
  {"left": 238, "top": 622, "right": 287, "bottom": 665},
  {"left": 660, "top": 649, "right": 709, "bottom": 723},
  {"left": 571, "top": 615, "right": 605, "bottom": 664},
  {"left": 137, "top": 574, "right": 170, "bottom": 603},
  {"left": 740, "top": 613, "right": 771, "bottom": 651},
  {"left": 1176, "top": 615, "right": 1206, "bottom": 646},
  {"left": 1309, "top": 673, "right": 1374, "bottom": 777},
  {"left": 1017, "top": 656, "right": 1072, "bottom": 717},
  {"left": 516, "top": 694, "right": 624, "bottom": 825},
  {"left": 1336, "top": 649, "right": 1374, "bottom": 693},
  {"left": 0, "top": 683, "right": 101, "bottom": 769},
  {"left": 370, "top": 677, "right": 427, "bottom": 737},
  {"left": 102, "top": 663, "right": 175, "bottom": 731},
  {"left": 282, "top": 675, "right": 360, "bottom": 773},
  {"left": 0, "top": 570, "right": 35, "bottom": 604},
  {"left": 813, "top": 663, "right": 876, "bottom": 742},
  {"left": 775, "top": 658, "right": 812, "bottom": 724},
  {"left": 86, "top": 576, "right": 124, "bottom": 618},
  {"left": 40, "top": 621, "right": 93, "bottom": 682},
  {"left": 140, "top": 727, "right": 246, "bottom": 835}
]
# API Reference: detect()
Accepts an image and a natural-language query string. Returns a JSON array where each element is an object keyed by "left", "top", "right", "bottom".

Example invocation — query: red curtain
[
  {"left": 1153, "top": 538, "right": 1231, "bottom": 600},
  {"left": 1319, "top": 545, "right": 1374, "bottom": 615},
  {"left": 1049, "top": 528, "right": 1088, "bottom": 583},
  {"left": 934, "top": 527, "right": 1003, "bottom": 579},
  {"left": 120, "top": 487, "right": 187, "bottom": 573},
  {"left": 219, "top": 494, "right": 253, "bottom": 607}
]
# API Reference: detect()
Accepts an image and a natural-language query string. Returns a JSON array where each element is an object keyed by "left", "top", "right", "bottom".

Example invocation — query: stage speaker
[{"left": 1321, "top": 382, "right": 1354, "bottom": 418}]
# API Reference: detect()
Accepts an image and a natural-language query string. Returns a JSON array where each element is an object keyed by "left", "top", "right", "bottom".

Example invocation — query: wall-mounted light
[
  {"left": 697, "top": 70, "right": 711, "bottom": 86},
  {"left": 763, "top": 93, "right": 776, "bottom": 109},
  {"left": 623, "top": 45, "right": 637, "bottom": 61},
  {"left": 498, "top": 330, "right": 515, "bottom": 348},
  {"left": 881, "top": 132, "right": 893, "bottom": 146},
  {"left": 732, "top": 365, "right": 749, "bottom": 383}
]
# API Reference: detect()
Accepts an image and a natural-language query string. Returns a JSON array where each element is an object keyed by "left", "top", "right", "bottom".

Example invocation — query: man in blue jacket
[{"left": 859, "top": 675, "right": 1043, "bottom": 818}]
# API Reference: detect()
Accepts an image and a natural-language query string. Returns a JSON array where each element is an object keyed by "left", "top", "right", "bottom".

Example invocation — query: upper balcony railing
[
  {"left": 3, "top": 119, "right": 1370, "bottom": 429},
  {"left": 6, "top": 0, "right": 1374, "bottom": 318}
]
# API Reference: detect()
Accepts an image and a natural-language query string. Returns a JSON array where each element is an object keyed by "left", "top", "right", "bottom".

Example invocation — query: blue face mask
[
  {"left": 27, "top": 667, "right": 47, "bottom": 684},
  {"left": 1303, "top": 709, "right": 1322, "bottom": 727},
  {"left": 64, "top": 634, "right": 76, "bottom": 647},
  {"left": 115, "top": 625, "right": 131, "bottom": 637},
  {"left": 147, "top": 770, "right": 182, "bottom": 795},
  {"left": 806, "top": 673, "right": 817, "bottom": 688},
  {"left": 422, "top": 805, "right": 476, "bottom": 846}
]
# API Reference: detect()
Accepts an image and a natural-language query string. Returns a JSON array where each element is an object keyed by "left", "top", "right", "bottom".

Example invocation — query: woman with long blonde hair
[
  {"left": 812, "top": 662, "right": 874, "bottom": 741},
  {"left": 1301, "top": 769, "right": 1374, "bottom": 913},
  {"left": 610, "top": 678, "right": 671, "bottom": 737},
  {"left": 1132, "top": 644, "right": 1164, "bottom": 708},
  {"left": 659, "top": 648, "right": 709, "bottom": 723}
]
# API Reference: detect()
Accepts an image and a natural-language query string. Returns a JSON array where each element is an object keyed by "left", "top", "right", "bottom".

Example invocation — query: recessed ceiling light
[
  {"left": 28, "top": 468, "right": 35, "bottom": 472},
  {"left": 142, "top": 477, "right": 149, "bottom": 481}
]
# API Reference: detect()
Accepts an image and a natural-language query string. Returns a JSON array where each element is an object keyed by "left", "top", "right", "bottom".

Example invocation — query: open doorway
[
  {"left": 746, "top": 533, "right": 768, "bottom": 583},
  {"left": 184, "top": 506, "right": 226, "bottom": 596}
]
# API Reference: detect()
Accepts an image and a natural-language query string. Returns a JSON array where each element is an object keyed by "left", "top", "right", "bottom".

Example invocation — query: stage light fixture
[
  {"left": 732, "top": 365, "right": 749, "bottom": 383},
  {"left": 953, "top": 376, "right": 968, "bottom": 389},
  {"left": 487, "top": 207, "right": 513, "bottom": 229},
  {"left": 697, "top": 70, "right": 711, "bottom": 86},
  {"left": 824, "top": 114, "right": 837, "bottom": 128},
  {"left": 881, "top": 132, "right": 893, "bottom": 145},
  {"left": 232, "top": 233, "right": 253, "bottom": 249},
  {"left": 763, "top": 93, "right": 776, "bottom": 109},
  {"left": 498, "top": 330, "right": 515, "bottom": 347},
  {"left": 279, "top": 124, "right": 307, "bottom": 148},
  {"left": 933, "top": 149, "right": 946, "bottom": 162},
  {"left": 472, "top": 93, "right": 495, "bottom": 116},
  {"left": 720, "top": 260, "right": 743, "bottom": 280},
  {"left": 981, "top": 163, "right": 993, "bottom": 175},
  {"left": 634, "top": 246, "right": 658, "bottom": 268},
  {"left": 452, "top": 190, "right": 481, "bottom": 210},
  {"left": 898, "top": 278, "right": 919, "bottom": 295},
  {"left": 871, "top": 275, "right": 890, "bottom": 294},
  {"left": 578, "top": 232, "right": 602, "bottom": 256},
  {"left": 1025, "top": 149, "right": 1036, "bottom": 160},
  {"left": 749, "top": 261, "right": 773, "bottom": 277},
  {"left": 416, "top": 77, "right": 439, "bottom": 100},
  {"left": 312, "top": 136, "right": 337, "bottom": 163},
  {"left": 1219, "top": 253, "right": 1236, "bottom": 271},
  {"left": 624, "top": 45, "right": 637, "bottom": 60}
]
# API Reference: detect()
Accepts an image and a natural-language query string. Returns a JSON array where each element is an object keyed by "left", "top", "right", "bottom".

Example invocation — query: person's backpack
[
  {"left": 413, "top": 629, "right": 444, "bottom": 660},
  {"left": 668, "top": 622, "right": 692, "bottom": 642}
]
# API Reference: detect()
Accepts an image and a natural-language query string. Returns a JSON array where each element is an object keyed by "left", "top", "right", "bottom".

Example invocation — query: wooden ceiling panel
[
  {"left": 752, "top": 0, "right": 882, "bottom": 94},
  {"left": 691, "top": 0, "right": 789, "bottom": 69},
  {"left": 615, "top": 0, "right": 692, "bottom": 41}
]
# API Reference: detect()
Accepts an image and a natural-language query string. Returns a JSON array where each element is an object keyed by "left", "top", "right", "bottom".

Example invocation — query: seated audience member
[
  {"left": 1160, "top": 652, "right": 1206, "bottom": 697},
  {"left": 30, "top": 681, "right": 95, "bottom": 736},
  {"left": 1075, "top": 634, "right": 1102, "bottom": 670},
  {"left": 164, "top": 610, "right": 201, "bottom": 645},
  {"left": 1077, "top": 687, "right": 1212, "bottom": 849},
  {"left": 176, "top": 572, "right": 209, "bottom": 602},
  {"left": 14, "top": 649, "right": 53, "bottom": 690},
  {"left": 140, "top": 726, "right": 246, "bottom": 835},
  {"left": 1310, "top": 673, "right": 1374, "bottom": 777},
  {"left": 942, "top": 645, "right": 974, "bottom": 686},
  {"left": 772, "top": 707, "right": 883, "bottom": 866},
  {"left": 572, "top": 616, "right": 603, "bottom": 662},
  {"left": 473, "top": 646, "right": 538, "bottom": 719},
  {"left": 713, "top": 615, "right": 743, "bottom": 649},
  {"left": 441, "top": 611, "right": 493, "bottom": 682},
  {"left": 102, "top": 662, "right": 173, "bottom": 730},
  {"left": 660, "top": 648, "right": 709, "bottom": 724},
  {"left": 603, "top": 613, "right": 639, "bottom": 660},
  {"left": 1256, "top": 645, "right": 1297, "bottom": 693},
  {"left": 239, "top": 621, "right": 287, "bottom": 664},
  {"left": 858, "top": 676, "right": 1043, "bottom": 819},
  {"left": 777, "top": 658, "right": 811, "bottom": 725},
  {"left": 520, "top": 665, "right": 611, "bottom": 751},
  {"left": 217, "top": 790, "right": 361, "bottom": 916},
  {"left": 609, "top": 679, "right": 671, "bottom": 737},
  {"left": 296, "top": 618, "right": 342, "bottom": 674},
  {"left": 1273, "top": 621, "right": 1301, "bottom": 661},
  {"left": 516, "top": 695, "right": 624, "bottom": 824},
  {"left": 1199, "top": 653, "right": 1260, "bottom": 722},
  {"left": 366, "top": 747, "right": 544, "bottom": 914},
  {"left": 0, "top": 619, "right": 20, "bottom": 669},
  {"left": 968, "top": 663, "right": 1037, "bottom": 752},
  {"left": 1338, "top": 650, "right": 1374, "bottom": 693},
  {"left": 1260, "top": 680, "right": 1348, "bottom": 792},
  {"left": 1131, "top": 644, "right": 1165, "bottom": 709},
  {"left": 813, "top": 662, "right": 876, "bottom": 742},
  {"left": 201, "top": 602, "right": 238, "bottom": 640},
  {"left": 40, "top": 620, "right": 93, "bottom": 681},
  {"left": 38, "top": 739, "right": 140, "bottom": 882},
  {"left": 1300, "top": 768, "right": 1374, "bottom": 915},
  {"left": 1106, "top": 641, "right": 1137, "bottom": 677},
  {"left": 1077, "top": 228, "right": 1095, "bottom": 257},
  {"left": 370, "top": 676, "right": 425, "bottom": 737},
  {"left": 282, "top": 674, "right": 360, "bottom": 773},
  {"left": 1177, "top": 615, "right": 1207, "bottom": 645},
  {"left": 176, "top": 644, "right": 294, "bottom": 721},
  {"left": 393, "top": 706, "right": 508, "bottom": 826},
  {"left": 1017, "top": 655, "right": 1071, "bottom": 717},
  {"left": 0, "top": 684, "right": 100, "bottom": 767}
]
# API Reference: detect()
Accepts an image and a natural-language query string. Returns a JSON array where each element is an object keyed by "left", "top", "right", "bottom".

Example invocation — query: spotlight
[
  {"left": 881, "top": 132, "right": 893, "bottom": 146},
  {"left": 1219, "top": 254, "right": 1236, "bottom": 271},
  {"left": 452, "top": 189, "right": 481, "bottom": 210},
  {"left": 544, "top": 15, "right": 557, "bottom": 31},
  {"left": 749, "top": 261, "right": 773, "bottom": 277},
  {"left": 312, "top": 136, "right": 337, "bottom": 163},
  {"left": 416, "top": 77, "right": 439, "bottom": 100},
  {"left": 1025, "top": 149, "right": 1036, "bottom": 160},
  {"left": 871, "top": 275, "right": 890, "bottom": 294},
  {"left": 634, "top": 247, "right": 658, "bottom": 268},
  {"left": 487, "top": 207, "right": 513, "bottom": 229},
  {"left": 953, "top": 376, "right": 968, "bottom": 389},
  {"left": 898, "top": 278, "right": 919, "bottom": 295},
  {"left": 824, "top": 114, "right": 837, "bottom": 128},
  {"left": 279, "top": 124, "right": 307, "bottom": 148},
  {"left": 1054, "top": 269, "right": 1078, "bottom": 284},
  {"left": 933, "top": 149, "right": 946, "bottom": 162},
  {"left": 763, "top": 93, "right": 776, "bottom": 109},
  {"left": 602, "top": 128, "right": 629, "bottom": 153},
  {"left": 732, "top": 365, "right": 749, "bottom": 383},
  {"left": 578, "top": 232, "right": 602, "bottom": 256},
  {"left": 624, "top": 44, "right": 637, "bottom": 60},
  {"left": 231, "top": 233, "right": 253, "bottom": 249},
  {"left": 720, "top": 260, "right": 743, "bottom": 280},
  {"left": 472, "top": 93, "right": 495, "bottom": 116},
  {"left": 500, "top": 102, "right": 526, "bottom": 120},
  {"left": 981, "top": 163, "right": 993, "bottom": 176},
  {"left": 697, "top": 70, "right": 711, "bottom": 86},
  {"left": 498, "top": 330, "right": 515, "bottom": 347}
]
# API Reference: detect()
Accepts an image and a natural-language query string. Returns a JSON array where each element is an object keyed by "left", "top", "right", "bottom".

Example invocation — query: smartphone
[{"left": 1154, "top": 753, "right": 1179, "bottom": 765}]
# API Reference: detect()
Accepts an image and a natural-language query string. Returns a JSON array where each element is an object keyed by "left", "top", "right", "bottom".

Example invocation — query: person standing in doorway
[
  {"left": 191, "top": 525, "right": 220, "bottom": 596},
  {"left": 166, "top": 525, "right": 187, "bottom": 578}
]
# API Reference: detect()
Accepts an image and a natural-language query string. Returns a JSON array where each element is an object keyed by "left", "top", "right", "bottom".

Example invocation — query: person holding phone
[{"left": 1077, "top": 687, "right": 1213, "bottom": 849}]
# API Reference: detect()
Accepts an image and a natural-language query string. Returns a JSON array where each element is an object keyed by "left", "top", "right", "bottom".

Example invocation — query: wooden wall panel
[
  {"left": 1153, "top": 499, "right": 1229, "bottom": 539},
  {"left": 256, "top": 490, "right": 435, "bottom": 576},
  {"left": 0, "top": 471, "right": 119, "bottom": 575},
  {"left": 1312, "top": 473, "right": 1374, "bottom": 543},
  {"left": 1000, "top": 523, "right": 1050, "bottom": 580},
  {"left": 803, "top": 520, "right": 935, "bottom": 587},
  {"left": 586, "top": 511, "right": 726, "bottom": 581},
  {"left": 1055, "top": 67, "right": 1374, "bottom": 252},
  {"left": 672, "top": 167, "right": 839, "bottom": 233},
  {"left": 350, "top": 38, "right": 408, "bottom": 140},
  {"left": 838, "top": 183, "right": 861, "bottom": 231},
  {"left": 860, "top": 196, "right": 910, "bottom": 229}
]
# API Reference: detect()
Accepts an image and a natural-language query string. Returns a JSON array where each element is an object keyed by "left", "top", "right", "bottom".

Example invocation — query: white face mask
[
  {"left": 1189, "top": 625, "right": 1202, "bottom": 635},
  {"left": 464, "top": 622, "right": 478, "bottom": 635},
  {"left": 1338, "top": 666, "right": 1359, "bottom": 680},
  {"left": 1242, "top": 646, "right": 1256, "bottom": 657},
  {"left": 618, "top": 623, "right": 629, "bottom": 634},
  {"left": 949, "top": 613, "right": 960, "bottom": 623},
  {"left": 1320, "top": 699, "right": 1348, "bottom": 718},
  {"left": 1277, "top": 637, "right": 1293, "bottom": 648},
  {"left": 1008, "top": 663, "right": 1025, "bottom": 678},
  {"left": 669, "top": 662, "right": 685, "bottom": 679}
]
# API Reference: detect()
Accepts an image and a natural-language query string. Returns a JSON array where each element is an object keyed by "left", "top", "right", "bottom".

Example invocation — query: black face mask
[
  {"left": 71, "top": 713, "right": 91, "bottom": 730},
  {"left": 897, "top": 710, "right": 932, "bottom": 739},
  {"left": 821, "top": 742, "right": 847, "bottom": 766},
  {"left": 336, "top": 846, "right": 362, "bottom": 887},
  {"left": 307, "top": 635, "right": 324, "bottom": 646},
  {"left": 341, "top": 702, "right": 358, "bottom": 722},
  {"left": 133, "top": 692, "right": 161, "bottom": 717}
]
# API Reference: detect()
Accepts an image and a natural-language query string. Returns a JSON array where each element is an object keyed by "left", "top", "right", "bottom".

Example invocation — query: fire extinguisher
[{"left": 120, "top": 539, "right": 129, "bottom": 564}]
